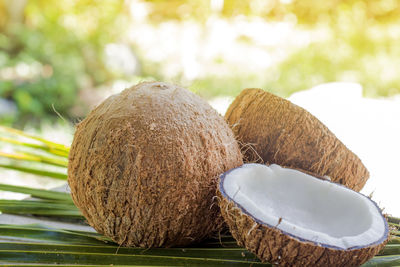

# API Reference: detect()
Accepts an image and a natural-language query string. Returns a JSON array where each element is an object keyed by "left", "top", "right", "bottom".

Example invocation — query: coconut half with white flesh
[{"left": 218, "top": 164, "right": 389, "bottom": 266}]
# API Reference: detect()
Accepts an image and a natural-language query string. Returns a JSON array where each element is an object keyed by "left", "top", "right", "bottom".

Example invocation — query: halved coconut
[
  {"left": 225, "top": 88, "right": 369, "bottom": 191},
  {"left": 218, "top": 164, "right": 388, "bottom": 266}
]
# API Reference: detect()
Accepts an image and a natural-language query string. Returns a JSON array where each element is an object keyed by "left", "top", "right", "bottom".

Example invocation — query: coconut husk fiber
[
  {"left": 225, "top": 88, "right": 369, "bottom": 191},
  {"left": 68, "top": 82, "right": 243, "bottom": 247}
]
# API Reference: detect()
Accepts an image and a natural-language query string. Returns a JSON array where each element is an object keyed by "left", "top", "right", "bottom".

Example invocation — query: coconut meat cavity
[{"left": 222, "top": 164, "right": 387, "bottom": 249}]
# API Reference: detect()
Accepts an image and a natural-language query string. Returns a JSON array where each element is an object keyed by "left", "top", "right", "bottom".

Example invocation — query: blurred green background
[{"left": 1, "top": 0, "right": 400, "bottom": 128}]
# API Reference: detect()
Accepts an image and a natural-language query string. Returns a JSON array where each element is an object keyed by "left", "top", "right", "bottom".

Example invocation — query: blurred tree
[
  {"left": 142, "top": 0, "right": 400, "bottom": 24},
  {"left": 1, "top": 0, "right": 400, "bottom": 127},
  {"left": 0, "top": 0, "right": 27, "bottom": 30},
  {"left": 0, "top": 0, "right": 130, "bottom": 126}
]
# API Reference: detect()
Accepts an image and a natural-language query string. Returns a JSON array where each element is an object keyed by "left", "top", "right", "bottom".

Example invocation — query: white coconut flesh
[{"left": 221, "top": 164, "right": 388, "bottom": 250}]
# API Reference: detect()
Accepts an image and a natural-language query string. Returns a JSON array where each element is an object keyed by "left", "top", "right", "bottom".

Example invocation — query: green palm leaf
[
  {"left": 0, "top": 199, "right": 81, "bottom": 218},
  {"left": 362, "top": 255, "right": 400, "bottom": 266},
  {"left": 0, "top": 225, "right": 110, "bottom": 245},
  {"left": 0, "top": 164, "right": 67, "bottom": 180},
  {"left": 0, "top": 126, "right": 70, "bottom": 153},
  {"left": 0, "top": 151, "right": 68, "bottom": 167},
  {"left": 0, "top": 136, "right": 69, "bottom": 157},
  {"left": 0, "top": 127, "right": 399, "bottom": 266},
  {"left": 0, "top": 184, "right": 73, "bottom": 202}
]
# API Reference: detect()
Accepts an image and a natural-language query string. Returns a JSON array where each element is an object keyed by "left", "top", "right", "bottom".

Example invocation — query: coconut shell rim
[{"left": 218, "top": 163, "right": 389, "bottom": 251}]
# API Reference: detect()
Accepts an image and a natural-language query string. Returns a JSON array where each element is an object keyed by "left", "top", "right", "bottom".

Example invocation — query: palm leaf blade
[
  {"left": 380, "top": 245, "right": 400, "bottom": 255},
  {"left": 0, "top": 151, "right": 68, "bottom": 167},
  {"left": 0, "top": 164, "right": 67, "bottom": 180},
  {"left": 0, "top": 126, "right": 70, "bottom": 152},
  {"left": 0, "top": 225, "right": 107, "bottom": 245},
  {"left": 362, "top": 255, "right": 400, "bottom": 266},
  {"left": 0, "top": 250, "right": 268, "bottom": 266},
  {"left": 0, "top": 183, "right": 73, "bottom": 202},
  {"left": 0, "top": 200, "right": 82, "bottom": 218},
  {"left": 0, "top": 243, "right": 260, "bottom": 262}
]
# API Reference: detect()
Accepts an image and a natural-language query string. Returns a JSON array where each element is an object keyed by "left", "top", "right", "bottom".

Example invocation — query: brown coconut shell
[
  {"left": 225, "top": 88, "right": 369, "bottom": 191},
  {"left": 218, "top": 186, "right": 388, "bottom": 267},
  {"left": 68, "top": 81, "right": 243, "bottom": 247}
]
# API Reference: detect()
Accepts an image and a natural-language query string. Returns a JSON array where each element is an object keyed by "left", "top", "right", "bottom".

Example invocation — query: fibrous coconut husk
[
  {"left": 225, "top": 88, "right": 369, "bottom": 191},
  {"left": 68, "top": 82, "right": 243, "bottom": 247}
]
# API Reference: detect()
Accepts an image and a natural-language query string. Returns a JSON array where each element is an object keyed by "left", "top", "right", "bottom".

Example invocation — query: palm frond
[
  {"left": 0, "top": 224, "right": 109, "bottom": 245},
  {"left": 0, "top": 126, "right": 399, "bottom": 266},
  {"left": 0, "top": 132, "right": 69, "bottom": 158},
  {"left": 362, "top": 255, "right": 400, "bottom": 266},
  {"left": 0, "top": 126, "right": 70, "bottom": 153},
  {"left": 0, "top": 183, "right": 73, "bottom": 202},
  {"left": 0, "top": 163, "right": 67, "bottom": 180},
  {"left": 0, "top": 151, "right": 68, "bottom": 167},
  {"left": 0, "top": 224, "right": 268, "bottom": 266},
  {"left": 0, "top": 199, "right": 81, "bottom": 218}
]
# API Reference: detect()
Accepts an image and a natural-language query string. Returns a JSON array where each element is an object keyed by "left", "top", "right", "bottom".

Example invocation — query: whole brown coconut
[
  {"left": 68, "top": 82, "right": 243, "bottom": 247},
  {"left": 225, "top": 88, "right": 369, "bottom": 191}
]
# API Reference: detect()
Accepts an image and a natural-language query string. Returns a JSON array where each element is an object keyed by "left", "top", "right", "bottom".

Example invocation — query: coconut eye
[{"left": 219, "top": 164, "right": 389, "bottom": 266}]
